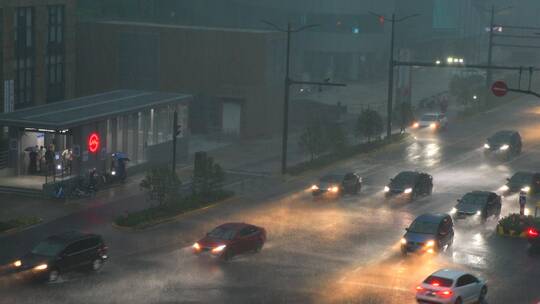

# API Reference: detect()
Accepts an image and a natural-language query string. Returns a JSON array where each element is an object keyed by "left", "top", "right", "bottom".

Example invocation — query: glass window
[
  {"left": 14, "top": 7, "right": 34, "bottom": 108},
  {"left": 207, "top": 227, "right": 237, "bottom": 240},
  {"left": 31, "top": 240, "right": 65, "bottom": 257}
]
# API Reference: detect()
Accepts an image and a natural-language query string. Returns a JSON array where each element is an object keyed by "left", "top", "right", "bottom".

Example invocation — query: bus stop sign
[{"left": 491, "top": 81, "right": 508, "bottom": 97}]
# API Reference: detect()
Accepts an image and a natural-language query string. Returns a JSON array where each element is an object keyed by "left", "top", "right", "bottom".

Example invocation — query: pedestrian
[
  {"left": 38, "top": 146, "right": 45, "bottom": 173},
  {"left": 519, "top": 190, "right": 527, "bottom": 216},
  {"left": 28, "top": 147, "right": 38, "bottom": 174},
  {"left": 45, "top": 145, "right": 55, "bottom": 175}
]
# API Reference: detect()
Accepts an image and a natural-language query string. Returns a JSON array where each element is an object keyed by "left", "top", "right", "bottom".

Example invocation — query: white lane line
[{"left": 338, "top": 280, "right": 410, "bottom": 292}]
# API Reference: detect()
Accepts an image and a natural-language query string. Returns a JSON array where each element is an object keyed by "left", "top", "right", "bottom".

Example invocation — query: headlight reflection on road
[{"left": 406, "top": 140, "right": 441, "bottom": 168}]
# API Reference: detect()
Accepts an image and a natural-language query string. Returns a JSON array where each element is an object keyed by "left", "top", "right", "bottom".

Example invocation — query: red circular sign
[
  {"left": 491, "top": 80, "right": 508, "bottom": 97},
  {"left": 88, "top": 133, "right": 100, "bottom": 153}
]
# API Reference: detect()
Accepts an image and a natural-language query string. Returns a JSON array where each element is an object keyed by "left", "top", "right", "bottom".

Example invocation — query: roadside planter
[{"left": 496, "top": 214, "right": 537, "bottom": 238}]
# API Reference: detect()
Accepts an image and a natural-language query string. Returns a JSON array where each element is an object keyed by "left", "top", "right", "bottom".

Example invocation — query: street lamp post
[
  {"left": 370, "top": 12, "right": 419, "bottom": 139},
  {"left": 262, "top": 21, "right": 345, "bottom": 175},
  {"left": 486, "top": 5, "right": 495, "bottom": 90}
]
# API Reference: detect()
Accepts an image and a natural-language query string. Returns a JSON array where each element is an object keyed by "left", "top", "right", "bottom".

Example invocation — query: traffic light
[{"left": 379, "top": 15, "right": 385, "bottom": 25}]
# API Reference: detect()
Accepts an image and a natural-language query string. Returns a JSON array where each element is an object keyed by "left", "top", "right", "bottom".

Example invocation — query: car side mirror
[
  {"left": 506, "top": 178, "right": 510, "bottom": 181},
  {"left": 456, "top": 199, "right": 461, "bottom": 203},
  {"left": 405, "top": 228, "right": 409, "bottom": 232}
]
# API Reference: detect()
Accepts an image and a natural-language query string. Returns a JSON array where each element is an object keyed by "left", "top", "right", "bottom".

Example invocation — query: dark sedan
[
  {"left": 311, "top": 173, "right": 362, "bottom": 197},
  {"left": 384, "top": 171, "right": 433, "bottom": 200},
  {"left": 5, "top": 231, "right": 108, "bottom": 283},
  {"left": 193, "top": 223, "right": 266, "bottom": 261},
  {"left": 451, "top": 191, "right": 501, "bottom": 223},
  {"left": 483, "top": 130, "right": 522, "bottom": 160},
  {"left": 500, "top": 171, "right": 540, "bottom": 195}
]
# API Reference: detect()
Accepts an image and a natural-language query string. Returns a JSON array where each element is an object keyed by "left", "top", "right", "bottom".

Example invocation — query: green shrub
[{"left": 0, "top": 216, "right": 42, "bottom": 233}]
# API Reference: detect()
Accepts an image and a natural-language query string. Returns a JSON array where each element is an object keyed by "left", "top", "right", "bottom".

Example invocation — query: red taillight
[
  {"left": 436, "top": 290, "right": 453, "bottom": 298},
  {"left": 528, "top": 228, "right": 539, "bottom": 238},
  {"left": 432, "top": 282, "right": 440, "bottom": 287},
  {"left": 416, "top": 286, "right": 424, "bottom": 291}
]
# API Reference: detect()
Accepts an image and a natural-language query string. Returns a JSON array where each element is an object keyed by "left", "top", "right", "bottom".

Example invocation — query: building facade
[{"left": 0, "top": 0, "right": 76, "bottom": 112}]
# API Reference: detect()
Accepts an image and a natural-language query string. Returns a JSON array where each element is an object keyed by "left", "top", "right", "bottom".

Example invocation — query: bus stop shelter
[{"left": 0, "top": 90, "right": 190, "bottom": 193}]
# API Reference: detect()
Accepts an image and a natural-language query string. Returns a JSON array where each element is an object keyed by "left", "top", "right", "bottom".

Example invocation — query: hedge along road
[{"left": 2, "top": 95, "right": 540, "bottom": 303}]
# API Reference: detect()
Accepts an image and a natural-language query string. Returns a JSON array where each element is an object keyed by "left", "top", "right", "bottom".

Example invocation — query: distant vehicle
[
  {"left": 401, "top": 213, "right": 454, "bottom": 256},
  {"left": 193, "top": 223, "right": 266, "bottom": 261},
  {"left": 7, "top": 231, "right": 107, "bottom": 283},
  {"left": 412, "top": 113, "right": 448, "bottom": 131},
  {"left": 483, "top": 130, "right": 522, "bottom": 160},
  {"left": 450, "top": 191, "right": 501, "bottom": 223},
  {"left": 527, "top": 226, "right": 540, "bottom": 249},
  {"left": 384, "top": 171, "right": 433, "bottom": 200},
  {"left": 500, "top": 171, "right": 540, "bottom": 195},
  {"left": 311, "top": 173, "right": 362, "bottom": 197},
  {"left": 416, "top": 269, "right": 487, "bottom": 304}
]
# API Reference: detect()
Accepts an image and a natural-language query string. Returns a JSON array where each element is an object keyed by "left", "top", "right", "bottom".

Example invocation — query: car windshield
[
  {"left": 488, "top": 132, "right": 512, "bottom": 144},
  {"left": 421, "top": 114, "right": 438, "bottom": 121},
  {"left": 408, "top": 220, "right": 439, "bottom": 234},
  {"left": 510, "top": 172, "right": 533, "bottom": 184},
  {"left": 207, "top": 227, "right": 237, "bottom": 240},
  {"left": 424, "top": 275, "right": 454, "bottom": 287},
  {"left": 458, "top": 193, "right": 487, "bottom": 207},
  {"left": 392, "top": 172, "right": 417, "bottom": 186},
  {"left": 320, "top": 175, "right": 341, "bottom": 183},
  {"left": 31, "top": 240, "right": 65, "bottom": 257}
]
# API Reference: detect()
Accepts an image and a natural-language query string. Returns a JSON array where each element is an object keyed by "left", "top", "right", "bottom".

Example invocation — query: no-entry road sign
[{"left": 491, "top": 80, "right": 508, "bottom": 97}]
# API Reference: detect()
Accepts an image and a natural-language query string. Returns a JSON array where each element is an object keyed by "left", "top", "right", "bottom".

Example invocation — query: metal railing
[{"left": 0, "top": 150, "right": 8, "bottom": 170}]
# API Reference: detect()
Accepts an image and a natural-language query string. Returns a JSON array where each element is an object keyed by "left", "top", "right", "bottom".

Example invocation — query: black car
[
  {"left": 451, "top": 191, "right": 501, "bottom": 223},
  {"left": 401, "top": 213, "right": 454, "bottom": 256},
  {"left": 483, "top": 130, "right": 522, "bottom": 160},
  {"left": 501, "top": 171, "right": 540, "bottom": 195},
  {"left": 527, "top": 225, "right": 540, "bottom": 249},
  {"left": 384, "top": 171, "right": 433, "bottom": 200},
  {"left": 8, "top": 231, "right": 108, "bottom": 282},
  {"left": 311, "top": 173, "right": 362, "bottom": 197}
]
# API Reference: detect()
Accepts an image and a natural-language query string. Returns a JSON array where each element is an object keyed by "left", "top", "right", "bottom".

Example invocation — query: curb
[
  {"left": 0, "top": 218, "right": 44, "bottom": 237},
  {"left": 496, "top": 224, "right": 527, "bottom": 238},
  {"left": 112, "top": 195, "right": 237, "bottom": 232}
]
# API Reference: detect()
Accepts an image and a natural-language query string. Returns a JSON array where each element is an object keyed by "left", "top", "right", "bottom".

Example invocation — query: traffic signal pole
[
  {"left": 386, "top": 13, "right": 396, "bottom": 139},
  {"left": 486, "top": 5, "right": 495, "bottom": 90}
]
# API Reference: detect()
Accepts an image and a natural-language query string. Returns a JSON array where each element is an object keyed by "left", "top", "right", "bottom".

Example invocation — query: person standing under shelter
[
  {"left": 28, "top": 147, "right": 38, "bottom": 174},
  {"left": 45, "top": 145, "right": 55, "bottom": 175},
  {"left": 519, "top": 190, "right": 527, "bottom": 216}
]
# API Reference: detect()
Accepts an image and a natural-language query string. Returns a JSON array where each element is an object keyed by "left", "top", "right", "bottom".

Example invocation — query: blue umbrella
[{"left": 112, "top": 152, "right": 130, "bottom": 161}]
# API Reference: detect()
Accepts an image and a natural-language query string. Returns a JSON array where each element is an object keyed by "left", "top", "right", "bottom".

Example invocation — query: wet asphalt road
[{"left": 2, "top": 97, "right": 540, "bottom": 304}]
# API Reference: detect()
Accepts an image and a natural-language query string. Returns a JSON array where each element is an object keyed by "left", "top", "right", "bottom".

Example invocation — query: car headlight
[
  {"left": 476, "top": 210, "right": 482, "bottom": 216},
  {"left": 111, "top": 170, "right": 116, "bottom": 176},
  {"left": 34, "top": 264, "right": 48, "bottom": 271},
  {"left": 430, "top": 122, "right": 438, "bottom": 129},
  {"left": 404, "top": 188, "right": 413, "bottom": 194},
  {"left": 400, "top": 238, "right": 407, "bottom": 245},
  {"left": 329, "top": 186, "right": 339, "bottom": 193},
  {"left": 384, "top": 186, "right": 390, "bottom": 193},
  {"left": 192, "top": 242, "right": 201, "bottom": 250},
  {"left": 521, "top": 186, "right": 531, "bottom": 193},
  {"left": 500, "top": 144, "right": 509, "bottom": 151},
  {"left": 499, "top": 185, "right": 509, "bottom": 192},
  {"left": 425, "top": 240, "right": 435, "bottom": 247},
  {"left": 484, "top": 143, "right": 490, "bottom": 149},
  {"left": 212, "top": 245, "right": 227, "bottom": 254},
  {"left": 450, "top": 207, "right": 457, "bottom": 214},
  {"left": 311, "top": 185, "right": 319, "bottom": 190},
  {"left": 13, "top": 260, "right": 22, "bottom": 267},
  {"left": 412, "top": 122, "right": 419, "bottom": 128}
]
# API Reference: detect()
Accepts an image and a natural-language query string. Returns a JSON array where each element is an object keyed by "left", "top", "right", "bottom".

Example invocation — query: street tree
[
  {"left": 356, "top": 109, "right": 384, "bottom": 142},
  {"left": 140, "top": 166, "right": 181, "bottom": 205},
  {"left": 298, "top": 120, "right": 326, "bottom": 162}
]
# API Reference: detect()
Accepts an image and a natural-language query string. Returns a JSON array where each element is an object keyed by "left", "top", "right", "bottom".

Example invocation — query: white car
[
  {"left": 416, "top": 269, "right": 487, "bottom": 304},
  {"left": 413, "top": 113, "right": 448, "bottom": 130}
]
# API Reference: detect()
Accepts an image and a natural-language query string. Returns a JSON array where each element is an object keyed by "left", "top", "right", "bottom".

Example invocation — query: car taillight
[
  {"left": 416, "top": 286, "right": 424, "bottom": 292},
  {"left": 528, "top": 228, "right": 539, "bottom": 238},
  {"left": 436, "top": 290, "right": 453, "bottom": 298}
]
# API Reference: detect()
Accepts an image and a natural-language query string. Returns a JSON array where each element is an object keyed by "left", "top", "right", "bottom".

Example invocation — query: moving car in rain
[
  {"left": 483, "top": 130, "right": 522, "bottom": 161},
  {"left": 412, "top": 112, "right": 448, "bottom": 131},
  {"left": 401, "top": 213, "right": 454, "bottom": 256},
  {"left": 499, "top": 171, "right": 540, "bottom": 195},
  {"left": 5, "top": 231, "right": 108, "bottom": 283},
  {"left": 384, "top": 171, "right": 433, "bottom": 201},
  {"left": 311, "top": 173, "right": 362, "bottom": 197},
  {"left": 193, "top": 223, "right": 266, "bottom": 261},
  {"left": 416, "top": 269, "right": 488, "bottom": 304},
  {"left": 450, "top": 191, "right": 501, "bottom": 223}
]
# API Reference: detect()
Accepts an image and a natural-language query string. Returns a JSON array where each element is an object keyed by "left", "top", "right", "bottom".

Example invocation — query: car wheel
[
  {"left": 48, "top": 269, "right": 60, "bottom": 283},
  {"left": 454, "top": 297, "right": 462, "bottom": 304},
  {"left": 91, "top": 258, "right": 104, "bottom": 272},
  {"left": 254, "top": 240, "right": 264, "bottom": 253},
  {"left": 400, "top": 247, "right": 407, "bottom": 257},
  {"left": 479, "top": 286, "right": 488, "bottom": 302},
  {"left": 222, "top": 249, "right": 233, "bottom": 261}
]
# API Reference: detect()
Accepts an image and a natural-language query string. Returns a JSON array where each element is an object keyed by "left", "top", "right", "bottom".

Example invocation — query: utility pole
[
  {"left": 370, "top": 12, "right": 419, "bottom": 139},
  {"left": 262, "top": 21, "right": 346, "bottom": 175},
  {"left": 171, "top": 110, "right": 181, "bottom": 175},
  {"left": 486, "top": 5, "right": 495, "bottom": 89}
]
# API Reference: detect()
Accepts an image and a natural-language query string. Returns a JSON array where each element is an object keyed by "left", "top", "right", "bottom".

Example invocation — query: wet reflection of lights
[
  {"left": 451, "top": 251, "right": 487, "bottom": 269},
  {"left": 405, "top": 140, "right": 441, "bottom": 167},
  {"left": 471, "top": 232, "right": 485, "bottom": 247}
]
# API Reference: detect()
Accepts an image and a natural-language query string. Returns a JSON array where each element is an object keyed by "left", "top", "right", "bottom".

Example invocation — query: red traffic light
[{"left": 379, "top": 16, "right": 385, "bottom": 24}]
